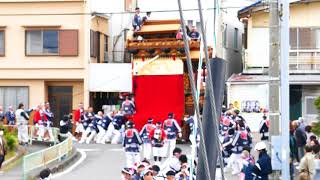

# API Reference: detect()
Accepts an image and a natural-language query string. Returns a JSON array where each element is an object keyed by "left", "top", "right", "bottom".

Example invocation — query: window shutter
[
  {"left": 90, "top": 30, "right": 94, "bottom": 57},
  {"left": 94, "top": 31, "right": 99, "bottom": 57},
  {"left": 289, "top": 28, "right": 297, "bottom": 49},
  {"left": 59, "top": 30, "right": 78, "bottom": 56},
  {"left": 299, "top": 28, "right": 312, "bottom": 49}
]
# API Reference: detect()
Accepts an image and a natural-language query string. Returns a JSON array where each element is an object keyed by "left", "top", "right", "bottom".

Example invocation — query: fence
[{"left": 22, "top": 136, "right": 73, "bottom": 180}]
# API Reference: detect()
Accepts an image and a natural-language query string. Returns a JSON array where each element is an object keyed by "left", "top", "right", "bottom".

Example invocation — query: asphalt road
[{"left": 53, "top": 142, "right": 238, "bottom": 180}]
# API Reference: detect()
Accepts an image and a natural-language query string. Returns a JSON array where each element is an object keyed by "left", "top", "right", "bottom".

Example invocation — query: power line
[{"left": 0, "top": 6, "right": 246, "bottom": 16}]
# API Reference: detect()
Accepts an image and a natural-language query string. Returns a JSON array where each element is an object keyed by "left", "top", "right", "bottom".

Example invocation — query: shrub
[
  {"left": 312, "top": 97, "right": 320, "bottom": 136},
  {"left": 0, "top": 125, "right": 18, "bottom": 151}
]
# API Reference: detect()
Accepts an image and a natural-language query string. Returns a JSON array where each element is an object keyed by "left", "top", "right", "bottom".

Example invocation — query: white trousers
[
  {"left": 75, "top": 122, "right": 84, "bottom": 133},
  {"left": 125, "top": 152, "right": 140, "bottom": 168},
  {"left": 226, "top": 153, "right": 242, "bottom": 174},
  {"left": 45, "top": 126, "right": 54, "bottom": 141},
  {"left": 96, "top": 126, "right": 106, "bottom": 143},
  {"left": 152, "top": 147, "right": 165, "bottom": 157},
  {"left": 37, "top": 124, "right": 45, "bottom": 141},
  {"left": 143, "top": 142, "right": 152, "bottom": 160},
  {"left": 79, "top": 128, "right": 91, "bottom": 143},
  {"left": 86, "top": 131, "right": 97, "bottom": 144},
  {"left": 103, "top": 124, "right": 121, "bottom": 144},
  {"left": 165, "top": 139, "right": 176, "bottom": 158},
  {"left": 18, "top": 124, "right": 29, "bottom": 143}
]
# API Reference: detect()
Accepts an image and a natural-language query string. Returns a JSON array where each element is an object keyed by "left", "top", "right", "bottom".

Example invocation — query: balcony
[
  {"left": 243, "top": 49, "right": 320, "bottom": 74},
  {"left": 289, "top": 49, "right": 320, "bottom": 73}
]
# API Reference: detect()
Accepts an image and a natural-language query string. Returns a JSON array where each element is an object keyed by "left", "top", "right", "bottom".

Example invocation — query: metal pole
[
  {"left": 279, "top": 0, "right": 290, "bottom": 179},
  {"left": 196, "top": 0, "right": 225, "bottom": 179},
  {"left": 176, "top": 1, "right": 211, "bottom": 179}
]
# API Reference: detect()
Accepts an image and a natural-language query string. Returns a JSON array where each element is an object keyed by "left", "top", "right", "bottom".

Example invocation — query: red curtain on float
[{"left": 132, "top": 75, "right": 184, "bottom": 130}]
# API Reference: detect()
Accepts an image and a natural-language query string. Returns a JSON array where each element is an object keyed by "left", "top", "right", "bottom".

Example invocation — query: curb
[
  {"left": 28, "top": 147, "right": 80, "bottom": 180},
  {"left": 2, "top": 146, "right": 27, "bottom": 168}
]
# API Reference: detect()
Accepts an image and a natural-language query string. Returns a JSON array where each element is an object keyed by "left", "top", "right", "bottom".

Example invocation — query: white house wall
[
  {"left": 227, "top": 83, "right": 268, "bottom": 131},
  {"left": 89, "top": 63, "right": 132, "bottom": 92}
]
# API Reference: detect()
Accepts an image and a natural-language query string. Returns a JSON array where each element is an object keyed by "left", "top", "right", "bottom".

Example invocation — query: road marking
[
  {"left": 52, "top": 149, "right": 87, "bottom": 179},
  {"left": 109, "top": 148, "right": 123, "bottom": 152},
  {"left": 78, "top": 148, "right": 101, "bottom": 152}
]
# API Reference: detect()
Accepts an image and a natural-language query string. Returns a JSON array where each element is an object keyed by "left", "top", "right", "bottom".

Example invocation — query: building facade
[
  {"left": 228, "top": 0, "right": 320, "bottom": 127},
  {"left": 0, "top": 0, "right": 90, "bottom": 125}
]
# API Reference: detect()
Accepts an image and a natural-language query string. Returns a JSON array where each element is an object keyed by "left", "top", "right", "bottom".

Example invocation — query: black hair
[
  {"left": 40, "top": 168, "right": 51, "bottom": 179},
  {"left": 305, "top": 125, "right": 312, "bottom": 133},
  {"left": 263, "top": 115, "right": 267, "bottom": 120},
  {"left": 310, "top": 135, "right": 317, "bottom": 141},
  {"left": 141, "top": 159, "right": 150, "bottom": 165},
  {"left": 135, "top": 7, "right": 140, "bottom": 10},
  {"left": 18, "top": 103, "right": 24, "bottom": 109},
  {"left": 179, "top": 154, "right": 188, "bottom": 164},
  {"left": 146, "top": 11, "right": 151, "bottom": 15},
  {"left": 173, "top": 147, "right": 182, "bottom": 155},
  {"left": 305, "top": 145, "right": 313, "bottom": 153},
  {"left": 137, "top": 164, "right": 145, "bottom": 169},
  {"left": 152, "top": 165, "right": 160, "bottom": 172},
  {"left": 166, "top": 170, "right": 176, "bottom": 176}
]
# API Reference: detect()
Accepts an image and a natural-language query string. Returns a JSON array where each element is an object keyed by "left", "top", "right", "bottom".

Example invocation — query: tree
[{"left": 312, "top": 96, "right": 320, "bottom": 136}]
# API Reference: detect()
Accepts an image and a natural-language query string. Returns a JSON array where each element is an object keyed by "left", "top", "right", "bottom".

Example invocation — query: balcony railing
[
  {"left": 289, "top": 49, "right": 320, "bottom": 73},
  {"left": 243, "top": 49, "right": 320, "bottom": 74}
]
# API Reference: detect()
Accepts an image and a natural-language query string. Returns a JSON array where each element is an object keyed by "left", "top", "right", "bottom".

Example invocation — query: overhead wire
[
  {"left": 176, "top": 0, "right": 211, "bottom": 180},
  {"left": 0, "top": 6, "right": 247, "bottom": 16},
  {"left": 196, "top": 0, "right": 226, "bottom": 179}
]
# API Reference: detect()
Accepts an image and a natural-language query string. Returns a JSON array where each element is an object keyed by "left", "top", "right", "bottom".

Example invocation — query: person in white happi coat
[
  {"left": 140, "top": 118, "right": 156, "bottom": 160},
  {"left": 15, "top": 103, "right": 29, "bottom": 145}
]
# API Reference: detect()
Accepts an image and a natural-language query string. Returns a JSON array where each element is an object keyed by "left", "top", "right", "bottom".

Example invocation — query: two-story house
[
  {"left": 227, "top": 0, "right": 320, "bottom": 127},
  {"left": 0, "top": 0, "right": 90, "bottom": 125}
]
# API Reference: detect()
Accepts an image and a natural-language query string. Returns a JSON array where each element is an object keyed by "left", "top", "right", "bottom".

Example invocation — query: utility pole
[
  {"left": 279, "top": 0, "right": 290, "bottom": 179},
  {"left": 269, "top": 0, "right": 280, "bottom": 138}
]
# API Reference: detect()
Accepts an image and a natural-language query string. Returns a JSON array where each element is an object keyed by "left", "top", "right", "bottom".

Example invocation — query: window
[
  {"left": 104, "top": 35, "right": 108, "bottom": 63},
  {"left": 26, "top": 29, "right": 78, "bottom": 56},
  {"left": 0, "top": 87, "right": 29, "bottom": 110},
  {"left": 223, "top": 24, "right": 227, "bottom": 48},
  {"left": 305, "top": 96, "right": 317, "bottom": 115},
  {"left": 290, "top": 27, "right": 320, "bottom": 50},
  {"left": 234, "top": 28, "right": 239, "bottom": 49},
  {"left": 0, "top": 31, "right": 4, "bottom": 55},
  {"left": 26, "top": 30, "right": 58, "bottom": 55}
]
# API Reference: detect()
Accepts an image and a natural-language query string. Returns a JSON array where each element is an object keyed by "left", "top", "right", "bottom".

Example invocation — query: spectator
[
  {"left": 0, "top": 128, "right": 7, "bottom": 170},
  {"left": 240, "top": 150, "right": 254, "bottom": 180},
  {"left": 252, "top": 142, "right": 272, "bottom": 180},
  {"left": 141, "top": 169, "right": 153, "bottom": 180},
  {"left": 294, "top": 120, "right": 307, "bottom": 161},
  {"left": 151, "top": 165, "right": 165, "bottom": 180},
  {"left": 0, "top": 106, "right": 4, "bottom": 126},
  {"left": 5, "top": 106, "right": 15, "bottom": 125},
  {"left": 259, "top": 115, "right": 270, "bottom": 141},
  {"left": 188, "top": 26, "right": 200, "bottom": 40},
  {"left": 39, "top": 168, "right": 52, "bottom": 180},
  {"left": 310, "top": 139, "right": 320, "bottom": 159},
  {"left": 290, "top": 129, "right": 299, "bottom": 164},
  {"left": 305, "top": 125, "right": 316, "bottom": 145},
  {"left": 165, "top": 171, "right": 175, "bottom": 180},
  {"left": 132, "top": 7, "right": 142, "bottom": 31},
  {"left": 299, "top": 146, "right": 315, "bottom": 180},
  {"left": 132, "top": 164, "right": 145, "bottom": 180},
  {"left": 121, "top": 168, "right": 133, "bottom": 180},
  {"left": 161, "top": 147, "right": 182, "bottom": 174}
]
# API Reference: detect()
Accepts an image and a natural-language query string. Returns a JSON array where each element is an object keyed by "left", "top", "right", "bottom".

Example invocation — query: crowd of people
[
  {"left": 0, "top": 102, "right": 55, "bottom": 145},
  {"left": 290, "top": 118, "right": 320, "bottom": 179},
  {"left": 219, "top": 105, "right": 272, "bottom": 180}
]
